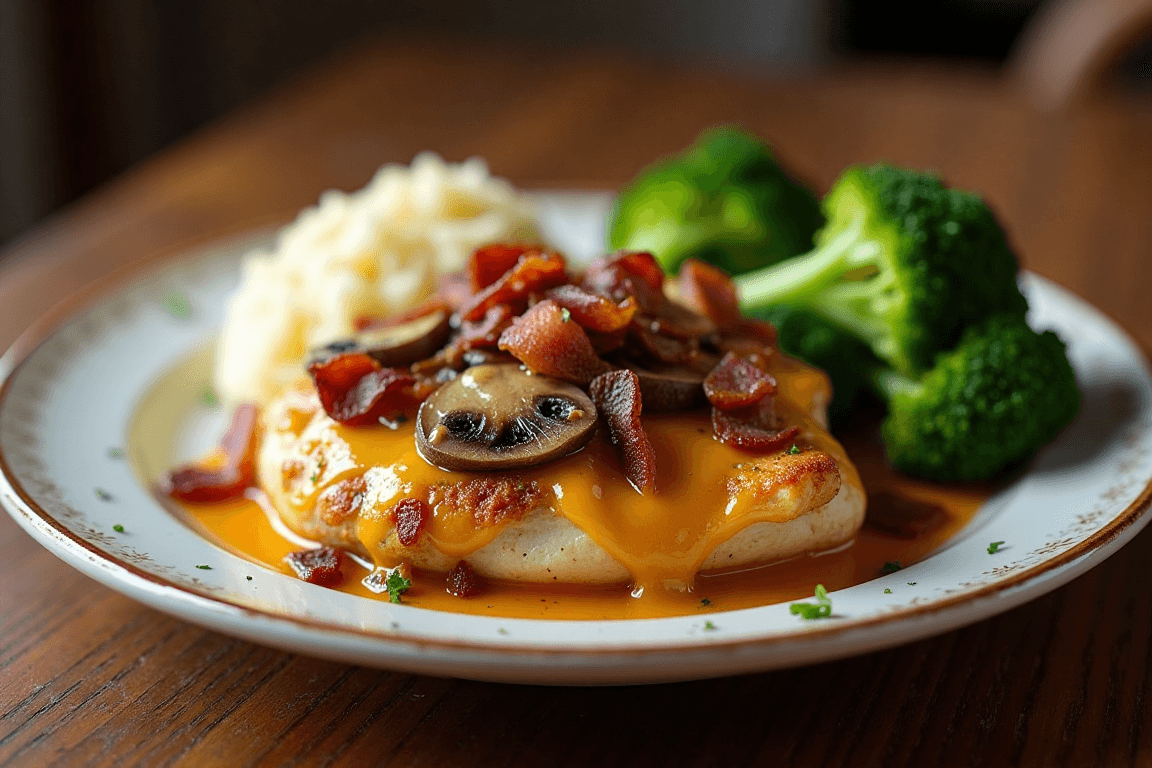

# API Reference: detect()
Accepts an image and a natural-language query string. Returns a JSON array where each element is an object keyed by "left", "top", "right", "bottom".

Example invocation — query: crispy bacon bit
[
  {"left": 545, "top": 284, "right": 637, "bottom": 333},
  {"left": 468, "top": 244, "right": 538, "bottom": 292},
  {"left": 308, "top": 353, "right": 419, "bottom": 426},
  {"left": 498, "top": 300, "right": 612, "bottom": 385},
  {"left": 704, "top": 352, "right": 778, "bottom": 410},
  {"left": 428, "top": 477, "right": 543, "bottom": 527},
  {"left": 712, "top": 407, "right": 800, "bottom": 453},
  {"left": 458, "top": 249, "right": 568, "bottom": 322},
  {"left": 163, "top": 405, "right": 259, "bottom": 503},
  {"left": 627, "top": 319, "right": 698, "bottom": 366},
  {"left": 392, "top": 497, "right": 429, "bottom": 546},
  {"left": 678, "top": 258, "right": 741, "bottom": 329},
  {"left": 451, "top": 303, "right": 517, "bottom": 352},
  {"left": 589, "top": 370, "right": 657, "bottom": 493},
  {"left": 446, "top": 560, "right": 484, "bottom": 598},
  {"left": 284, "top": 546, "right": 345, "bottom": 586},
  {"left": 317, "top": 475, "right": 368, "bottom": 525},
  {"left": 582, "top": 251, "right": 666, "bottom": 313}
]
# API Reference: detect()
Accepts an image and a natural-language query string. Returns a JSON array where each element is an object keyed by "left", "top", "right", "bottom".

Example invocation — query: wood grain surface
[{"left": 2, "top": 36, "right": 1152, "bottom": 767}]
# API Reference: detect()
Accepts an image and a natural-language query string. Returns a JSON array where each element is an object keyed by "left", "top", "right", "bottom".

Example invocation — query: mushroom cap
[
  {"left": 309, "top": 310, "right": 451, "bottom": 369},
  {"left": 416, "top": 364, "right": 598, "bottom": 472}
]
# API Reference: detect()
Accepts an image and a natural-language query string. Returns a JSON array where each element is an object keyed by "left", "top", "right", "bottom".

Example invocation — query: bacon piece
[
  {"left": 392, "top": 497, "right": 428, "bottom": 547},
  {"left": 469, "top": 244, "right": 539, "bottom": 293},
  {"left": 678, "top": 258, "right": 741, "bottom": 329},
  {"left": 589, "top": 370, "right": 657, "bottom": 493},
  {"left": 649, "top": 300, "right": 719, "bottom": 342},
  {"left": 458, "top": 249, "right": 568, "bottom": 322},
  {"left": 704, "top": 352, "right": 778, "bottom": 411},
  {"left": 626, "top": 319, "right": 697, "bottom": 366},
  {"left": 285, "top": 546, "right": 345, "bottom": 586},
  {"left": 446, "top": 560, "right": 484, "bottom": 598},
  {"left": 163, "top": 405, "right": 259, "bottom": 503},
  {"left": 582, "top": 251, "right": 666, "bottom": 313},
  {"left": 498, "top": 300, "right": 612, "bottom": 385},
  {"left": 545, "top": 284, "right": 637, "bottom": 333},
  {"left": 712, "top": 407, "right": 800, "bottom": 453},
  {"left": 451, "top": 303, "right": 517, "bottom": 352},
  {"left": 308, "top": 353, "right": 419, "bottom": 426}
]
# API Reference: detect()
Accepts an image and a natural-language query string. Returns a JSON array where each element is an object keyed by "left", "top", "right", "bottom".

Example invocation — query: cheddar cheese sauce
[{"left": 158, "top": 353, "right": 988, "bottom": 620}]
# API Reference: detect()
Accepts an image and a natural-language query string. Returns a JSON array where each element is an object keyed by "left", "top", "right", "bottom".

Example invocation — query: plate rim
[{"left": 2, "top": 229, "right": 1151, "bottom": 665}]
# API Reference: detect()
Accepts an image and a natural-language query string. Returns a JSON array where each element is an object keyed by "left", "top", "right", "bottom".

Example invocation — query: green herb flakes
[
  {"left": 246, "top": 576, "right": 253, "bottom": 581},
  {"left": 788, "top": 444, "right": 801, "bottom": 455},
  {"left": 790, "top": 584, "right": 832, "bottom": 620},
  {"left": 201, "top": 386, "right": 219, "bottom": 406},
  {"left": 162, "top": 292, "right": 193, "bottom": 319},
  {"left": 704, "top": 620, "right": 717, "bottom": 631},
  {"left": 112, "top": 524, "right": 125, "bottom": 533},
  {"left": 881, "top": 560, "right": 902, "bottom": 574},
  {"left": 883, "top": 588, "right": 892, "bottom": 594},
  {"left": 907, "top": 582, "right": 917, "bottom": 586},
  {"left": 987, "top": 541, "right": 1005, "bottom": 554},
  {"left": 107, "top": 447, "right": 125, "bottom": 459},
  {"left": 95, "top": 488, "right": 113, "bottom": 502},
  {"left": 386, "top": 570, "right": 412, "bottom": 604},
  {"left": 700, "top": 598, "right": 712, "bottom": 607},
  {"left": 195, "top": 564, "right": 211, "bottom": 570},
  {"left": 560, "top": 308, "right": 571, "bottom": 323}
]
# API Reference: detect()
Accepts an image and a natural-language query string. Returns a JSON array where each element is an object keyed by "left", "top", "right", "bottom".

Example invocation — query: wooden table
[{"left": 3, "top": 37, "right": 1152, "bottom": 767}]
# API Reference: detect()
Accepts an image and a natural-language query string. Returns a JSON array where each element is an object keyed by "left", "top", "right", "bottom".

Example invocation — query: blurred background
[{"left": 2, "top": 0, "right": 1151, "bottom": 248}]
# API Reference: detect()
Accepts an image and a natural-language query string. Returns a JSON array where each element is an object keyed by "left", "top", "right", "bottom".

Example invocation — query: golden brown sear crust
[
  {"left": 726, "top": 450, "right": 841, "bottom": 512},
  {"left": 427, "top": 477, "right": 544, "bottom": 528}
]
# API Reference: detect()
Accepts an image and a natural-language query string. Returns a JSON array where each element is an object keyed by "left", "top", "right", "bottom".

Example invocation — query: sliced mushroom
[
  {"left": 309, "top": 309, "right": 451, "bottom": 368},
  {"left": 626, "top": 363, "right": 707, "bottom": 412},
  {"left": 416, "top": 364, "right": 597, "bottom": 471}
]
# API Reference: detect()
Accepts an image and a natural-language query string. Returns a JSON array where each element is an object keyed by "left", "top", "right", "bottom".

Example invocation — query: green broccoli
[
  {"left": 875, "top": 314, "right": 1079, "bottom": 481},
  {"left": 737, "top": 164, "right": 1029, "bottom": 375},
  {"left": 751, "top": 304, "right": 879, "bottom": 425},
  {"left": 608, "top": 126, "right": 824, "bottom": 276}
]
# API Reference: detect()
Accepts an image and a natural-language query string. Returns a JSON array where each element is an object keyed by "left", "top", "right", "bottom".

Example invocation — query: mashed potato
[{"left": 214, "top": 152, "right": 540, "bottom": 404}]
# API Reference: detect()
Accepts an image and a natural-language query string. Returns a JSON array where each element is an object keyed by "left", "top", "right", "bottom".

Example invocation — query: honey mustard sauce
[{"left": 169, "top": 356, "right": 991, "bottom": 620}]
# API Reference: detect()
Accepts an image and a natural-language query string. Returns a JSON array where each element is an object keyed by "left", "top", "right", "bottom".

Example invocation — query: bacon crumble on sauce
[{"left": 164, "top": 245, "right": 807, "bottom": 596}]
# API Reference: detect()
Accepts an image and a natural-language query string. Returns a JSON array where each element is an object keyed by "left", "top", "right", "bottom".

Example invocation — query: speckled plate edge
[{"left": 2, "top": 192, "right": 1151, "bottom": 686}]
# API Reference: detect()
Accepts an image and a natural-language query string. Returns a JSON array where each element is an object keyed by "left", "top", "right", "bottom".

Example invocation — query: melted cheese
[{"left": 267, "top": 357, "right": 864, "bottom": 595}]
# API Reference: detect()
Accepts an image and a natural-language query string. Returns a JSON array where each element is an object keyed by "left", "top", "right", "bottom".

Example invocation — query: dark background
[{"left": 1, "top": 0, "right": 1148, "bottom": 249}]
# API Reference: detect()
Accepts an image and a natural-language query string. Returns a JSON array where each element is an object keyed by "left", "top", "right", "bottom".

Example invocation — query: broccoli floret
[
  {"left": 608, "top": 126, "right": 824, "bottom": 275},
  {"left": 751, "top": 304, "right": 879, "bottom": 424},
  {"left": 876, "top": 314, "right": 1079, "bottom": 481},
  {"left": 737, "top": 164, "right": 1029, "bottom": 375}
]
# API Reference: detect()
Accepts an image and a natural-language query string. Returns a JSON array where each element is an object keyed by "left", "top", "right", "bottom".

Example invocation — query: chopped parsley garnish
[
  {"left": 112, "top": 524, "right": 125, "bottom": 533},
  {"left": 386, "top": 570, "right": 412, "bottom": 604},
  {"left": 987, "top": 541, "right": 1005, "bottom": 554},
  {"left": 788, "top": 444, "right": 801, "bottom": 455},
  {"left": 195, "top": 564, "right": 211, "bottom": 570},
  {"left": 498, "top": 628, "right": 509, "bottom": 635},
  {"left": 107, "top": 447, "right": 125, "bottom": 459},
  {"left": 246, "top": 575, "right": 253, "bottom": 581},
  {"left": 883, "top": 588, "right": 892, "bottom": 594},
  {"left": 310, "top": 474, "right": 318, "bottom": 484},
  {"left": 560, "top": 308, "right": 571, "bottom": 322},
  {"left": 700, "top": 598, "right": 711, "bottom": 607},
  {"left": 704, "top": 620, "right": 717, "bottom": 631},
  {"left": 162, "top": 292, "right": 193, "bottom": 319},
  {"left": 881, "top": 560, "right": 902, "bottom": 574},
  {"left": 95, "top": 488, "right": 113, "bottom": 502},
  {"left": 790, "top": 584, "right": 832, "bottom": 620},
  {"left": 201, "top": 385, "right": 219, "bottom": 406},
  {"left": 907, "top": 582, "right": 917, "bottom": 586}
]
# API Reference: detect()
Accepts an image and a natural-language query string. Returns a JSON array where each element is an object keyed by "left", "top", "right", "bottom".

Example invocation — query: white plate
[{"left": 2, "top": 193, "right": 1151, "bottom": 686}]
